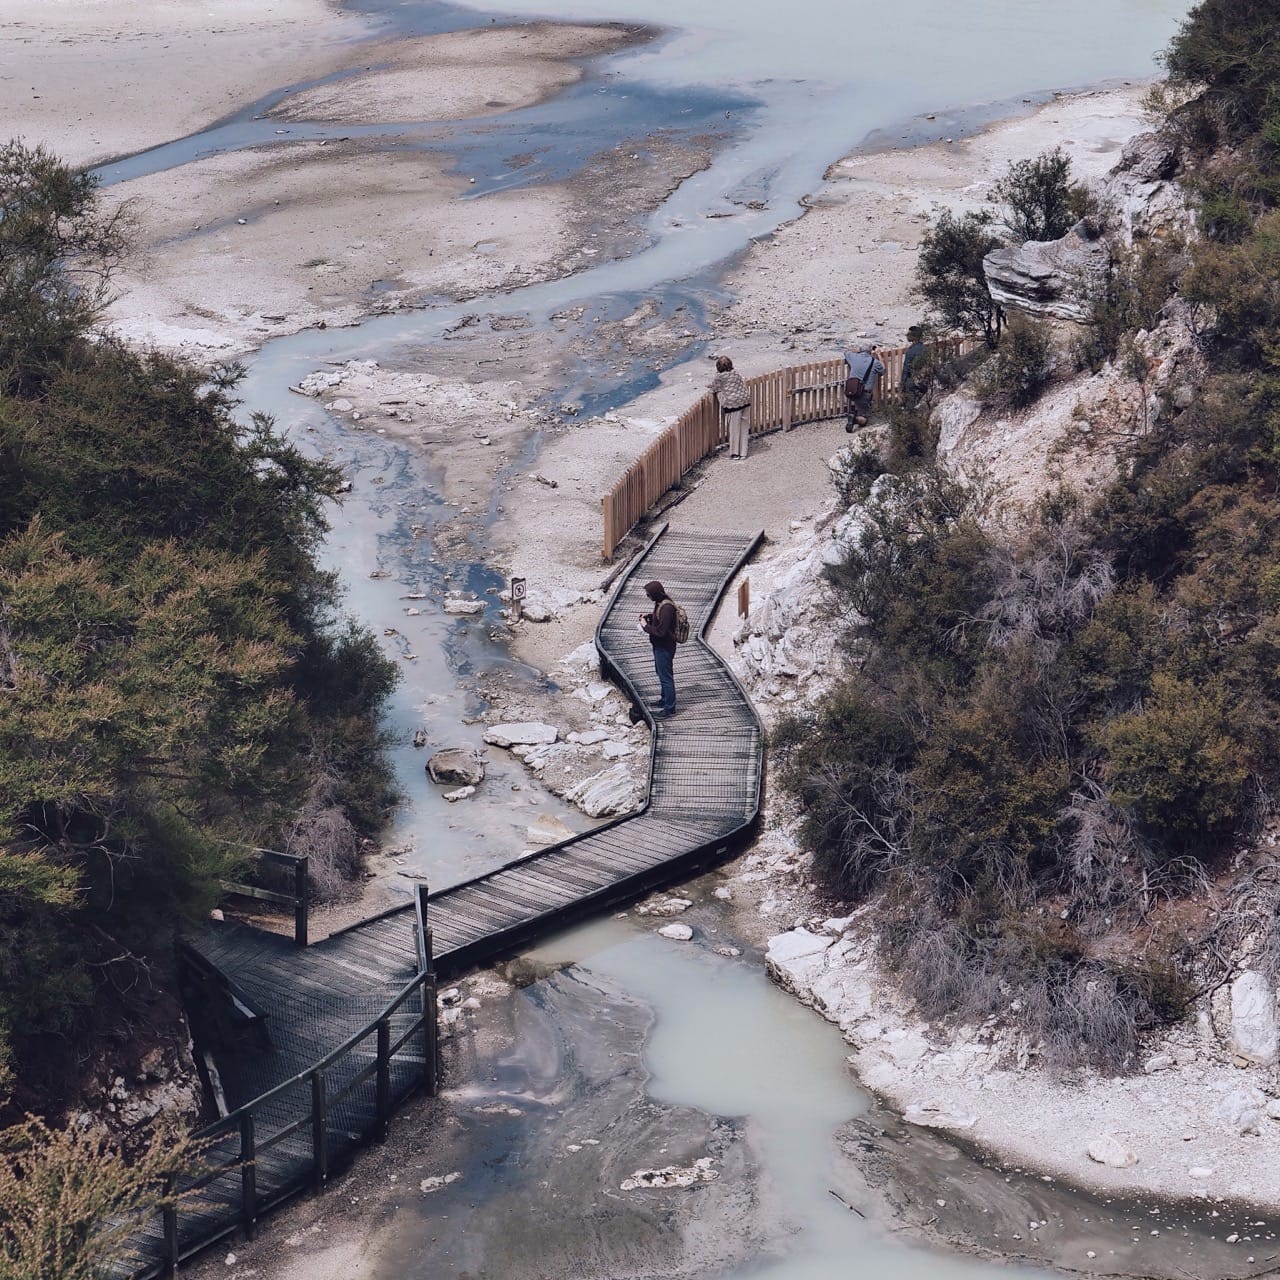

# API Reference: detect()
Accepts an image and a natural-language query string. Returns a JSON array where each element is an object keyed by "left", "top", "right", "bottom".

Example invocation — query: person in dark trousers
[
  {"left": 901, "top": 325, "right": 927, "bottom": 405},
  {"left": 640, "top": 579, "right": 678, "bottom": 717},
  {"left": 842, "top": 341, "right": 885, "bottom": 431}
]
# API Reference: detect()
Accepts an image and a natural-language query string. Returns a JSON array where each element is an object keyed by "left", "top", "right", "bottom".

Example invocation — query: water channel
[{"left": 109, "top": 0, "right": 1227, "bottom": 1273}]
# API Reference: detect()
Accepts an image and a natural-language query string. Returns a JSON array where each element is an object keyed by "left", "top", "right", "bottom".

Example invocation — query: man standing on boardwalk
[{"left": 640, "top": 579, "right": 678, "bottom": 717}]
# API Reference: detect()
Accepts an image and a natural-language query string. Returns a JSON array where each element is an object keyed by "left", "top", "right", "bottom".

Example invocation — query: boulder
[
  {"left": 983, "top": 225, "right": 1111, "bottom": 323},
  {"left": 1117, "top": 131, "right": 1180, "bottom": 183},
  {"left": 1229, "top": 970, "right": 1278, "bottom": 1065},
  {"left": 658, "top": 923, "right": 693, "bottom": 941},
  {"left": 904, "top": 1102, "right": 977, "bottom": 1130},
  {"left": 562, "top": 764, "right": 637, "bottom": 817},
  {"left": 527, "top": 813, "right": 575, "bottom": 845},
  {"left": 484, "top": 722, "right": 559, "bottom": 748},
  {"left": 443, "top": 596, "right": 485, "bottom": 616},
  {"left": 1216, "top": 1086, "right": 1265, "bottom": 1136},
  {"left": 1086, "top": 1135, "right": 1137, "bottom": 1168},
  {"left": 427, "top": 747, "right": 485, "bottom": 787}
]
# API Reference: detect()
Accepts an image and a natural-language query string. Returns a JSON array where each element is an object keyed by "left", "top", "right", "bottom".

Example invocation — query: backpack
[
  {"left": 843, "top": 374, "right": 865, "bottom": 400},
  {"left": 672, "top": 603, "right": 690, "bottom": 644}
]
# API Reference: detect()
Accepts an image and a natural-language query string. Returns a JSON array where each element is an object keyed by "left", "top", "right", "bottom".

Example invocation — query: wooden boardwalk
[{"left": 120, "top": 524, "right": 764, "bottom": 1276}]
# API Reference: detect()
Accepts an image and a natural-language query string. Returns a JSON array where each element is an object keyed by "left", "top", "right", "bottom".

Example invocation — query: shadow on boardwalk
[{"left": 118, "top": 523, "right": 764, "bottom": 1277}]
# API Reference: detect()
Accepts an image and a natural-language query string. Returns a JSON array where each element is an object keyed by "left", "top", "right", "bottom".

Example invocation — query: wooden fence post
[
  {"left": 782, "top": 368, "right": 795, "bottom": 432},
  {"left": 240, "top": 1111, "right": 257, "bottom": 1240},
  {"left": 423, "top": 931, "right": 439, "bottom": 1098},
  {"left": 294, "top": 855, "right": 309, "bottom": 947},
  {"left": 376, "top": 1018, "right": 391, "bottom": 1140},
  {"left": 311, "top": 1071, "right": 328, "bottom": 1192}
]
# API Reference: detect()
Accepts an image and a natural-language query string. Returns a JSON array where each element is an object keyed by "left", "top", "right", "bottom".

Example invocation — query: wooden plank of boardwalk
[{"left": 140, "top": 526, "right": 763, "bottom": 1279}]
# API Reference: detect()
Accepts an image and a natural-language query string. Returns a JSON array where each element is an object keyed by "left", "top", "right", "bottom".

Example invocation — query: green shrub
[
  {"left": 0, "top": 1115, "right": 203, "bottom": 1280},
  {"left": 915, "top": 209, "right": 1005, "bottom": 348},
  {"left": 974, "top": 316, "right": 1055, "bottom": 408},
  {"left": 993, "top": 147, "right": 1089, "bottom": 242}
]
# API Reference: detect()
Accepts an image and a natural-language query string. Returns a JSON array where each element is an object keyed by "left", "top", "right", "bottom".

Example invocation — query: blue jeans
[{"left": 652, "top": 644, "right": 676, "bottom": 713}]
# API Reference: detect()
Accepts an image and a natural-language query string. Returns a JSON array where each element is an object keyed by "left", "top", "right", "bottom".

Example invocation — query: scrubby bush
[
  {"left": 993, "top": 147, "right": 1090, "bottom": 242},
  {"left": 0, "top": 1115, "right": 202, "bottom": 1280},
  {"left": 974, "top": 316, "right": 1055, "bottom": 408},
  {"left": 915, "top": 209, "right": 1005, "bottom": 348}
]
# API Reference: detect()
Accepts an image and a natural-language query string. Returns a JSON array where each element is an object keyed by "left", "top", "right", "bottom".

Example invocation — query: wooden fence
[{"left": 601, "top": 337, "right": 981, "bottom": 559}]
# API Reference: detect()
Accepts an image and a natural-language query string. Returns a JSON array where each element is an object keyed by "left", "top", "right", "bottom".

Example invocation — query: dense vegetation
[
  {"left": 778, "top": 0, "right": 1280, "bottom": 1071},
  {"left": 0, "top": 143, "right": 399, "bottom": 1110}
]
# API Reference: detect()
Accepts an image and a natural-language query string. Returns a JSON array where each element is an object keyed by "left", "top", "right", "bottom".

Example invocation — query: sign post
[
  {"left": 510, "top": 576, "right": 527, "bottom": 623},
  {"left": 737, "top": 577, "right": 750, "bottom": 619}
]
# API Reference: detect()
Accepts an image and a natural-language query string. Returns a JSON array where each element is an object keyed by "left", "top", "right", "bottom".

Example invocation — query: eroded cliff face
[{"left": 711, "top": 135, "right": 1280, "bottom": 1206}]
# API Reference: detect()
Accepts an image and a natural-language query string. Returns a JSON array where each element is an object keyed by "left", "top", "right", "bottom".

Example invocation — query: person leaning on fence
[
  {"left": 709, "top": 356, "right": 753, "bottom": 460},
  {"left": 640, "top": 579, "right": 678, "bottom": 717},
  {"left": 841, "top": 341, "right": 885, "bottom": 431},
  {"left": 901, "top": 325, "right": 926, "bottom": 406}
]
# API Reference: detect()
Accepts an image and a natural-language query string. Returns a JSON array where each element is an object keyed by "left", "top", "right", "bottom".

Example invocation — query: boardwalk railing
[
  {"left": 124, "top": 924, "right": 440, "bottom": 1279},
  {"left": 129, "top": 526, "right": 766, "bottom": 1277},
  {"left": 220, "top": 847, "right": 310, "bottom": 947},
  {"left": 601, "top": 337, "right": 982, "bottom": 558}
]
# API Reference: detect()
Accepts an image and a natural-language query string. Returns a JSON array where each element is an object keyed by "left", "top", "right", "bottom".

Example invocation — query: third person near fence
[
  {"left": 841, "top": 341, "right": 885, "bottom": 431},
  {"left": 709, "top": 355, "right": 753, "bottom": 460}
]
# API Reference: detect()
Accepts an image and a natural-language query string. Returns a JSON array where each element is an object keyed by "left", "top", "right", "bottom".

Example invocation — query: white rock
[
  {"left": 621, "top": 1158, "right": 717, "bottom": 1191},
  {"left": 1189, "top": 1166, "right": 1216, "bottom": 1178},
  {"left": 1086, "top": 1135, "right": 1137, "bottom": 1168},
  {"left": 1143, "top": 1053, "right": 1174, "bottom": 1073},
  {"left": 601, "top": 740, "right": 634, "bottom": 760},
  {"left": 1216, "top": 1086, "right": 1265, "bottom": 1135},
  {"left": 443, "top": 596, "right": 485, "bottom": 615},
  {"left": 484, "top": 722, "right": 559, "bottom": 748},
  {"left": 658, "top": 923, "right": 693, "bottom": 941},
  {"left": 519, "top": 601, "right": 553, "bottom": 622},
  {"left": 1229, "top": 971, "right": 1278, "bottom": 1066},
  {"left": 419, "top": 1172, "right": 462, "bottom": 1193},
  {"left": 713, "top": 886, "right": 732, "bottom": 901},
  {"left": 444, "top": 785, "right": 476, "bottom": 802},
  {"left": 210, "top": 908, "right": 225, "bottom": 922},
  {"left": 1266, "top": 1099, "right": 1280, "bottom": 1121},
  {"left": 903, "top": 1104, "right": 977, "bottom": 1130},
  {"left": 527, "top": 813, "right": 575, "bottom": 845},
  {"left": 570, "top": 729, "right": 611, "bottom": 746},
  {"left": 562, "top": 764, "right": 637, "bottom": 817}
]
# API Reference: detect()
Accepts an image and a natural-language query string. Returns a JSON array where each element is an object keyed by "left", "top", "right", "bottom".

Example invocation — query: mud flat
[{"left": 0, "top": 0, "right": 367, "bottom": 167}]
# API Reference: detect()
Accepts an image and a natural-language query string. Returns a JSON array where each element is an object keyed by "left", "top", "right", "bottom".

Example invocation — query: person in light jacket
[
  {"left": 842, "top": 341, "right": 885, "bottom": 431},
  {"left": 709, "top": 356, "right": 753, "bottom": 459}
]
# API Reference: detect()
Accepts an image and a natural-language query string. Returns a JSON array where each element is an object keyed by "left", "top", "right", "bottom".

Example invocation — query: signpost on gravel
[{"left": 511, "top": 576, "right": 527, "bottom": 623}]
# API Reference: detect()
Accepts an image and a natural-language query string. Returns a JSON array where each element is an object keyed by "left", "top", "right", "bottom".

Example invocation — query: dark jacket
[{"left": 643, "top": 598, "right": 678, "bottom": 651}]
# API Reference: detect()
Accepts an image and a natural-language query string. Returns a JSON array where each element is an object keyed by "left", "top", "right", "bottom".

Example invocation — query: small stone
[
  {"left": 210, "top": 908, "right": 225, "bottom": 922},
  {"left": 443, "top": 785, "right": 475, "bottom": 802},
  {"left": 658, "top": 923, "right": 694, "bottom": 941},
  {"left": 1086, "top": 1135, "right": 1137, "bottom": 1168},
  {"left": 713, "top": 886, "right": 732, "bottom": 900}
]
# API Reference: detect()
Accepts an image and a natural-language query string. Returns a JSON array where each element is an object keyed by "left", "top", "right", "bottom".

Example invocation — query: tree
[
  {"left": 992, "top": 147, "right": 1084, "bottom": 242},
  {"left": 0, "top": 142, "right": 399, "bottom": 1106},
  {"left": 915, "top": 209, "right": 1005, "bottom": 348},
  {"left": 0, "top": 141, "right": 128, "bottom": 395},
  {"left": 1163, "top": 0, "right": 1280, "bottom": 137}
]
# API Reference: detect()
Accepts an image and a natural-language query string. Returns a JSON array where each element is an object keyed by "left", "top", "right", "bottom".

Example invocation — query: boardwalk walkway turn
[{"left": 122, "top": 524, "right": 764, "bottom": 1276}]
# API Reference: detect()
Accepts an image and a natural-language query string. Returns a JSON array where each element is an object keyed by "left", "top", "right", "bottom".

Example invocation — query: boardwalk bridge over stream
[{"left": 119, "top": 523, "right": 765, "bottom": 1277}]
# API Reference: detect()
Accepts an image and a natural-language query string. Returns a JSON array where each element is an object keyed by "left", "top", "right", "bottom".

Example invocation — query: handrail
[
  {"left": 600, "top": 337, "right": 982, "bottom": 559},
  {"left": 189, "top": 968, "right": 428, "bottom": 1139}
]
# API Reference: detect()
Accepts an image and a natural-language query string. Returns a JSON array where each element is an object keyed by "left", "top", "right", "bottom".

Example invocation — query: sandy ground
[{"left": 0, "top": 0, "right": 369, "bottom": 167}]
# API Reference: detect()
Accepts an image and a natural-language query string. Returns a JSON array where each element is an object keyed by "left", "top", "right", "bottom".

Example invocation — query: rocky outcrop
[
  {"left": 983, "top": 128, "right": 1188, "bottom": 326},
  {"left": 1229, "top": 970, "right": 1278, "bottom": 1066},
  {"left": 983, "top": 225, "right": 1111, "bottom": 323}
]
